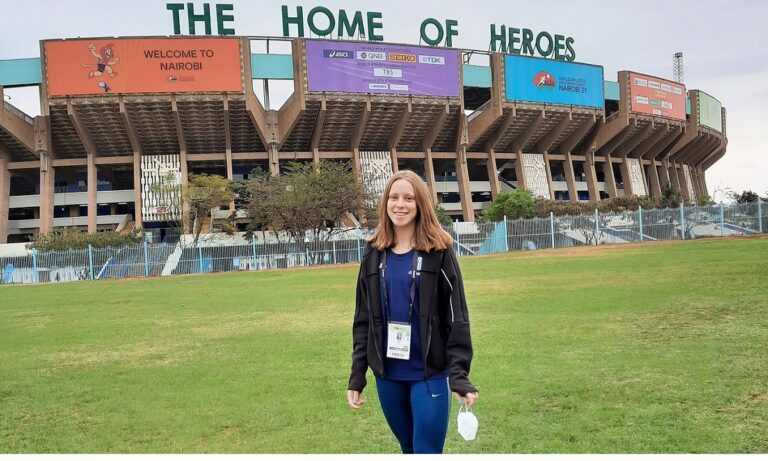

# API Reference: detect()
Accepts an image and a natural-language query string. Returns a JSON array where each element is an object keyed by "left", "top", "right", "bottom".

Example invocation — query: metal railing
[{"left": 1, "top": 201, "right": 765, "bottom": 285}]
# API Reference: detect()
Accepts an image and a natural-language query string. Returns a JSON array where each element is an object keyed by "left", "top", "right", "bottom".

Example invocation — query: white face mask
[{"left": 457, "top": 402, "right": 478, "bottom": 441}]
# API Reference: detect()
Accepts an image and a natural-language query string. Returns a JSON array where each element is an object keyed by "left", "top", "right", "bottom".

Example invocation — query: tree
[
  {"left": 479, "top": 189, "right": 536, "bottom": 222},
  {"left": 434, "top": 204, "right": 453, "bottom": 228},
  {"left": 186, "top": 174, "right": 235, "bottom": 244},
  {"left": 244, "top": 161, "right": 368, "bottom": 243},
  {"left": 659, "top": 187, "right": 683, "bottom": 208},
  {"left": 730, "top": 190, "right": 761, "bottom": 204},
  {"left": 697, "top": 194, "right": 714, "bottom": 206}
]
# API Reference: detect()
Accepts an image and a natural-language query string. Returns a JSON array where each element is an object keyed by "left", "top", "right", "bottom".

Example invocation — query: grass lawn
[{"left": 1, "top": 236, "right": 767, "bottom": 453}]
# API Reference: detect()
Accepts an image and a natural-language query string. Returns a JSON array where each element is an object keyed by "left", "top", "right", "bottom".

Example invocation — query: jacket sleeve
[
  {"left": 441, "top": 246, "right": 478, "bottom": 396},
  {"left": 348, "top": 259, "right": 369, "bottom": 392}
]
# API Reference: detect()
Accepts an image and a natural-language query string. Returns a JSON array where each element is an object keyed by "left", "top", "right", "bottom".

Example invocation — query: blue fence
[{"left": 1, "top": 201, "right": 765, "bottom": 286}]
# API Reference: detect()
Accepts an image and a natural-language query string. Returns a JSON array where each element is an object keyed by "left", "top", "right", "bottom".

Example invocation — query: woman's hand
[
  {"left": 347, "top": 390, "right": 364, "bottom": 409},
  {"left": 454, "top": 391, "right": 478, "bottom": 408}
]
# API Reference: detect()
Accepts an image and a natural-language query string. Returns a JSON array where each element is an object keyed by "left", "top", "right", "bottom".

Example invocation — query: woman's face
[{"left": 387, "top": 179, "right": 418, "bottom": 230}]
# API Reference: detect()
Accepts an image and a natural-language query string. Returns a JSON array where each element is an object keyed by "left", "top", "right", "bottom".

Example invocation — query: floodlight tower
[{"left": 673, "top": 52, "right": 684, "bottom": 84}]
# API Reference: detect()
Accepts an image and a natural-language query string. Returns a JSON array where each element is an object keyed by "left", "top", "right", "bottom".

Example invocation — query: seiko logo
[{"left": 323, "top": 49, "right": 353, "bottom": 59}]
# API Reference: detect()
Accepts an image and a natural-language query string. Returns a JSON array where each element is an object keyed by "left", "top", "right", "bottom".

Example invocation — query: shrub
[
  {"left": 28, "top": 228, "right": 143, "bottom": 251},
  {"left": 479, "top": 189, "right": 536, "bottom": 222}
]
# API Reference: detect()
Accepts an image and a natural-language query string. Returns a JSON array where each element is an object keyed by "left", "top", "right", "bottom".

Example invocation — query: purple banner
[{"left": 305, "top": 40, "right": 460, "bottom": 97}]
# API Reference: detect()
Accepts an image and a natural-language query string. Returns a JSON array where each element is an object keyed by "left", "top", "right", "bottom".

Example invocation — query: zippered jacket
[{"left": 348, "top": 244, "right": 477, "bottom": 396}]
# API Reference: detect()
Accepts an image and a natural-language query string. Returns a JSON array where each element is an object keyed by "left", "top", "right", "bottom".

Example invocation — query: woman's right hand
[{"left": 347, "top": 390, "right": 364, "bottom": 409}]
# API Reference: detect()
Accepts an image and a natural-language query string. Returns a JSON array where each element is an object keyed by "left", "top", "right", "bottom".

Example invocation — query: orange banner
[
  {"left": 45, "top": 38, "right": 243, "bottom": 96},
  {"left": 628, "top": 72, "right": 686, "bottom": 121}
]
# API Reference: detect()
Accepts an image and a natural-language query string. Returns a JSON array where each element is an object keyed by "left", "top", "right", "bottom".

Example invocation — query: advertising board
[
  {"left": 45, "top": 37, "right": 243, "bottom": 96},
  {"left": 305, "top": 39, "right": 460, "bottom": 97},
  {"left": 628, "top": 72, "right": 685, "bottom": 120},
  {"left": 503, "top": 55, "right": 604, "bottom": 108},
  {"left": 697, "top": 90, "right": 723, "bottom": 132}
]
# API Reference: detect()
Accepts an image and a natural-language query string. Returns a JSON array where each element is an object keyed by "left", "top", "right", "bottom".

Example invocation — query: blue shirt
[{"left": 381, "top": 249, "right": 448, "bottom": 381}]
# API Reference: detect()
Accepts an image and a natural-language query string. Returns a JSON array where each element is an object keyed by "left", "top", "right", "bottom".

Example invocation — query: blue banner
[{"left": 504, "top": 55, "right": 604, "bottom": 108}]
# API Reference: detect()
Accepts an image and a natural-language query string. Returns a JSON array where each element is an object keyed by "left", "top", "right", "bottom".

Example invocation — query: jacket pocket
[{"left": 427, "top": 316, "right": 448, "bottom": 372}]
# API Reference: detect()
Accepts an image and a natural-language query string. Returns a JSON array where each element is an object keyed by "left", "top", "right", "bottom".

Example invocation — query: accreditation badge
[{"left": 386, "top": 322, "right": 412, "bottom": 360}]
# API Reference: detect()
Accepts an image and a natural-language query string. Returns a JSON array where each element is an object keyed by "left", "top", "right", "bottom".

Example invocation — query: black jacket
[{"left": 348, "top": 244, "right": 477, "bottom": 396}]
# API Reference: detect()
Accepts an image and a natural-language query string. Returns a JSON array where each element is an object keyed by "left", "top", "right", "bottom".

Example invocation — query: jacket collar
[{"left": 364, "top": 244, "right": 442, "bottom": 276}]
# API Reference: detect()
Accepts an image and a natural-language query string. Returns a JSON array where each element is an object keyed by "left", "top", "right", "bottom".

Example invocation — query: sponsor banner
[
  {"left": 305, "top": 40, "right": 460, "bottom": 97},
  {"left": 697, "top": 90, "right": 723, "bottom": 132},
  {"left": 628, "top": 72, "right": 685, "bottom": 120},
  {"left": 504, "top": 55, "right": 604, "bottom": 108},
  {"left": 45, "top": 38, "right": 243, "bottom": 96}
]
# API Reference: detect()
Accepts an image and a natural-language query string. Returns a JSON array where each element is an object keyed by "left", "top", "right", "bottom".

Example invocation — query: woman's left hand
[{"left": 454, "top": 391, "right": 478, "bottom": 408}]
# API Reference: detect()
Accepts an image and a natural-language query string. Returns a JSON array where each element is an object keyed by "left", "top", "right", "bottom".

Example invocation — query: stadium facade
[{"left": 0, "top": 34, "right": 727, "bottom": 243}]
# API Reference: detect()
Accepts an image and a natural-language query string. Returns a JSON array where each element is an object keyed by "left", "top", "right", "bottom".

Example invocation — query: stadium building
[{"left": 0, "top": 34, "right": 727, "bottom": 243}]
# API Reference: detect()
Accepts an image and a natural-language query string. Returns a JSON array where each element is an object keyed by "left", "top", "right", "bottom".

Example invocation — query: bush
[
  {"left": 530, "top": 194, "right": 671, "bottom": 219},
  {"left": 28, "top": 228, "right": 143, "bottom": 251},
  {"left": 479, "top": 189, "right": 536, "bottom": 222}
]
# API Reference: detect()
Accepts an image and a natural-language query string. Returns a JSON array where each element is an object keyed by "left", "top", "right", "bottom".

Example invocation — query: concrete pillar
[
  {"left": 583, "top": 152, "right": 600, "bottom": 202},
  {"left": 680, "top": 166, "right": 693, "bottom": 203},
  {"left": 424, "top": 148, "right": 438, "bottom": 206},
  {"left": 0, "top": 152, "right": 10, "bottom": 243},
  {"left": 486, "top": 150, "right": 500, "bottom": 200},
  {"left": 180, "top": 149, "right": 190, "bottom": 234},
  {"left": 36, "top": 115, "right": 55, "bottom": 234},
  {"left": 391, "top": 148, "right": 400, "bottom": 174},
  {"left": 659, "top": 158, "right": 672, "bottom": 190},
  {"left": 514, "top": 152, "right": 527, "bottom": 191},
  {"left": 133, "top": 151, "right": 143, "bottom": 230},
  {"left": 87, "top": 152, "right": 97, "bottom": 233},
  {"left": 639, "top": 161, "right": 649, "bottom": 196},
  {"left": 649, "top": 163, "right": 662, "bottom": 198},
  {"left": 455, "top": 148, "right": 474, "bottom": 221},
  {"left": 688, "top": 169, "right": 699, "bottom": 198},
  {"left": 542, "top": 153, "right": 556, "bottom": 201},
  {"left": 352, "top": 148, "right": 362, "bottom": 183},
  {"left": 669, "top": 163, "right": 682, "bottom": 196},
  {"left": 226, "top": 146, "right": 235, "bottom": 211},
  {"left": 601, "top": 156, "right": 618, "bottom": 198},
  {"left": 699, "top": 167, "right": 709, "bottom": 197},
  {"left": 269, "top": 145, "right": 280, "bottom": 176},
  {"left": 563, "top": 154, "right": 579, "bottom": 203},
  {"left": 351, "top": 147, "right": 367, "bottom": 224},
  {"left": 39, "top": 157, "right": 55, "bottom": 233},
  {"left": 697, "top": 169, "right": 707, "bottom": 198},
  {"left": 619, "top": 155, "right": 635, "bottom": 196},
  {"left": 226, "top": 148, "right": 234, "bottom": 180}
]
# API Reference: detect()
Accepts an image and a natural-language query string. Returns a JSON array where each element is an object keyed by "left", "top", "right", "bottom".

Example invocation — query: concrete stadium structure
[{"left": 0, "top": 35, "right": 727, "bottom": 243}]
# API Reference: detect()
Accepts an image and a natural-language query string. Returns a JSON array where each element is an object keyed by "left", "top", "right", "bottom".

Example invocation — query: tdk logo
[{"left": 323, "top": 49, "right": 352, "bottom": 59}]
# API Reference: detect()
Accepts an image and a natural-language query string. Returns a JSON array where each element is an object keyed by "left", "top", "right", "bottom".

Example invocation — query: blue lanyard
[{"left": 379, "top": 249, "right": 421, "bottom": 325}]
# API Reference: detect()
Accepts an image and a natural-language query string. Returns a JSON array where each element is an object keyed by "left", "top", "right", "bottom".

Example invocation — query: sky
[{"left": 1, "top": 0, "right": 766, "bottom": 200}]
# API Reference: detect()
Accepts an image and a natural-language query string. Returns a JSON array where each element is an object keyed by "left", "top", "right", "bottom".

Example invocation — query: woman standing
[{"left": 347, "top": 170, "right": 478, "bottom": 454}]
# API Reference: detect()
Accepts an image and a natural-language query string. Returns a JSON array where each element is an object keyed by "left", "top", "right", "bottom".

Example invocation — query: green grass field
[{"left": 1, "top": 237, "right": 767, "bottom": 453}]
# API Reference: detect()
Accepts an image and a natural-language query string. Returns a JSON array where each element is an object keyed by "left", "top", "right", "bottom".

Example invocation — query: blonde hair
[{"left": 370, "top": 170, "right": 453, "bottom": 252}]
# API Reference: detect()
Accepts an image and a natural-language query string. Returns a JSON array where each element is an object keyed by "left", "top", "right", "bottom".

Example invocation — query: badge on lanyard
[
  {"left": 380, "top": 250, "right": 421, "bottom": 361},
  {"left": 387, "top": 321, "right": 412, "bottom": 360}
]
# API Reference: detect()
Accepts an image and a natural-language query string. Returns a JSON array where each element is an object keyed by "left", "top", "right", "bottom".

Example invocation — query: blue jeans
[{"left": 375, "top": 376, "right": 451, "bottom": 454}]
